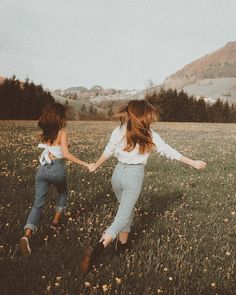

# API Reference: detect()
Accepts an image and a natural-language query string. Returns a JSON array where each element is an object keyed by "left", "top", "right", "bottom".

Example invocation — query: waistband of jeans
[
  {"left": 117, "top": 161, "right": 144, "bottom": 167},
  {"left": 44, "top": 159, "right": 64, "bottom": 166}
]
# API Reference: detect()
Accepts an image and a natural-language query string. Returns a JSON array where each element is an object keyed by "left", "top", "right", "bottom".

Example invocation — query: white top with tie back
[
  {"left": 38, "top": 143, "right": 64, "bottom": 165},
  {"left": 103, "top": 125, "right": 182, "bottom": 165}
]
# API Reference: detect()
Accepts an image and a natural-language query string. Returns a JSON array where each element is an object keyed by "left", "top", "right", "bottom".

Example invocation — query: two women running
[{"left": 20, "top": 100, "right": 206, "bottom": 274}]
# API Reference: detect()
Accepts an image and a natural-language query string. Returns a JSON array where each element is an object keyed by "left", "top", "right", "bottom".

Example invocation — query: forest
[
  {"left": 146, "top": 88, "right": 236, "bottom": 123},
  {"left": 1, "top": 76, "right": 236, "bottom": 122}
]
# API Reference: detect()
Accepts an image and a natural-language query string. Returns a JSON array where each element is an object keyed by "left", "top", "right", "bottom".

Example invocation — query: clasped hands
[{"left": 87, "top": 163, "right": 97, "bottom": 172}]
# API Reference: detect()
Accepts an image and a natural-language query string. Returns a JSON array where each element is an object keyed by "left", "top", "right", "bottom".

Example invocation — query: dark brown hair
[
  {"left": 38, "top": 103, "right": 67, "bottom": 144},
  {"left": 114, "top": 100, "right": 159, "bottom": 154}
]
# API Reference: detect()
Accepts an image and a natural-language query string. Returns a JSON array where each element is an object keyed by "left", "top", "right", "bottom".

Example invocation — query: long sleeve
[
  {"left": 152, "top": 130, "right": 182, "bottom": 160},
  {"left": 103, "top": 127, "right": 120, "bottom": 158}
]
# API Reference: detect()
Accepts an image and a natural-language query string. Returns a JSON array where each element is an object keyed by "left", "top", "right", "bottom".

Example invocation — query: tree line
[
  {"left": 0, "top": 76, "right": 55, "bottom": 120},
  {"left": 1, "top": 76, "right": 236, "bottom": 122},
  {"left": 145, "top": 88, "right": 236, "bottom": 123}
]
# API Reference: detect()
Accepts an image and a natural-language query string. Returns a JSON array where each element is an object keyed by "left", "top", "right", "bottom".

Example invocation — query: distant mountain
[
  {"left": 89, "top": 88, "right": 144, "bottom": 103},
  {"left": 64, "top": 86, "right": 88, "bottom": 93},
  {"left": 163, "top": 41, "right": 236, "bottom": 102},
  {"left": 53, "top": 85, "right": 144, "bottom": 103},
  {"left": 51, "top": 85, "right": 145, "bottom": 118},
  {"left": 163, "top": 41, "right": 236, "bottom": 89}
]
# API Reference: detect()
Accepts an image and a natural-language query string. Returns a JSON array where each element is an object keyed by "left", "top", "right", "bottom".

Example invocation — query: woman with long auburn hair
[
  {"left": 81, "top": 99, "right": 206, "bottom": 273},
  {"left": 20, "top": 103, "right": 89, "bottom": 256}
]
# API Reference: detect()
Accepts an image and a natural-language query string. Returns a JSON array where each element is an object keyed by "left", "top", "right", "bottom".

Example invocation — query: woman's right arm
[{"left": 60, "top": 129, "right": 88, "bottom": 168}]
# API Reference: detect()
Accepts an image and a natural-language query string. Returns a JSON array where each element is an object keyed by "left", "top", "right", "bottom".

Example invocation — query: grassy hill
[
  {"left": 183, "top": 77, "right": 236, "bottom": 103},
  {"left": 52, "top": 92, "right": 107, "bottom": 115}
]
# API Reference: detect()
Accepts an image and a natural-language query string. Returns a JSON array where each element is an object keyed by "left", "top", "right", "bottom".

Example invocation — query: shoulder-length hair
[
  {"left": 38, "top": 103, "right": 67, "bottom": 144},
  {"left": 114, "top": 100, "right": 159, "bottom": 154}
]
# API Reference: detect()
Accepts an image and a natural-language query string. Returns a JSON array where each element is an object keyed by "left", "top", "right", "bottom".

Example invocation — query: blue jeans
[
  {"left": 24, "top": 160, "right": 68, "bottom": 232},
  {"left": 105, "top": 162, "right": 145, "bottom": 240}
]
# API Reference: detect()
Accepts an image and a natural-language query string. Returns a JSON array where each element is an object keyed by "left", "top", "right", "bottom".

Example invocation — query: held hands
[
  {"left": 85, "top": 160, "right": 206, "bottom": 172},
  {"left": 87, "top": 163, "right": 97, "bottom": 172},
  {"left": 192, "top": 160, "right": 206, "bottom": 170}
]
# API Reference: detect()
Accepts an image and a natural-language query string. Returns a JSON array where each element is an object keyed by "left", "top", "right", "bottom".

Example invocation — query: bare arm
[
  {"left": 179, "top": 156, "right": 206, "bottom": 169},
  {"left": 60, "top": 129, "right": 88, "bottom": 167}
]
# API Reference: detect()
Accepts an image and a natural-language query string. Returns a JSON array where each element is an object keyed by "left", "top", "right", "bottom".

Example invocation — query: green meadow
[{"left": 0, "top": 121, "right": 235, "bottom": 295}]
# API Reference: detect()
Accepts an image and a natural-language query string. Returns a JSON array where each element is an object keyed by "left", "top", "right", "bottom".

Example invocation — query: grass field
[{"left": 0, "top": 121, "right": 236, "bottom": 295}]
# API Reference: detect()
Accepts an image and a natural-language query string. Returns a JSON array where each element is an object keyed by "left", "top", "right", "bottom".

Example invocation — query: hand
[
  {"left": 192, "top": 160, "right": 206, "bottom": 170},
  {"left": 87, "top": 163, "right": 97, "bottom": 172}
]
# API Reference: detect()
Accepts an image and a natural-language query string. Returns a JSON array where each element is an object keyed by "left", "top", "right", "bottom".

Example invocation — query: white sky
[{"left": 0, "top": 0, "right": 236, "bottom": 90}]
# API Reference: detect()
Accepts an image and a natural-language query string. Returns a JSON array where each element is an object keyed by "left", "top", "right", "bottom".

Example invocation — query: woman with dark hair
[
  {"left": 81, "top": 99, "right": 206, "bottom": 273},
  {"left": 20, "top": 103, "right": 89, "bottom": 256}
]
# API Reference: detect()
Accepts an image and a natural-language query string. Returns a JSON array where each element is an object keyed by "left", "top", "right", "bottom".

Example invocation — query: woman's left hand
[{"left": 192, "top": 160, "right": 206, "bottom": 170}]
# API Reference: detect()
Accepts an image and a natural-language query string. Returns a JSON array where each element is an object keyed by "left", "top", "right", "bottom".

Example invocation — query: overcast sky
[{"left": 0, "top": 0, "right": 236, "bottom": 90}]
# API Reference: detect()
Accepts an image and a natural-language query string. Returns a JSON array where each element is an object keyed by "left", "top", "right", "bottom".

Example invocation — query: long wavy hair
[
  {"left": 38, "top": 103, "right": 67, "bottom": 144},
  {"left": 114, "top": 100, "right": 159, "bottom": 154}
]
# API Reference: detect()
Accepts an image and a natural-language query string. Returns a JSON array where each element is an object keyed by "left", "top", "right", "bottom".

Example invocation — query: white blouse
[
  {"left": 103, "top": 125, "right": 182, "bottom": 165},
  {"left": 38, "top": 143, "right": 64, "bottom": 165}
]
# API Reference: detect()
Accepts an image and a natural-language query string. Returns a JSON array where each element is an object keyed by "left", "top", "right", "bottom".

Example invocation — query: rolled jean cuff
[
  {"left": 24, "top": 223, "right": 37, "bottom": 233},
  {"left": 121, "top": 225, "right": 131, "bottom": 233},
  {"left": 55, "top": 206, "right": 64, "bottom": 213},
  {"left": 105, "top": 229, "right": 117, "bottom": 241}
]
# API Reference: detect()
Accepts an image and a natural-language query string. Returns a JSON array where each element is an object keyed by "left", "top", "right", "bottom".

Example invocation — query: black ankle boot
[
  {"left": 80, "top": 241, "right": 105, "bottom": 274},
  {"left": 115, "top": 240, "right": 129, "bottom": 255}
]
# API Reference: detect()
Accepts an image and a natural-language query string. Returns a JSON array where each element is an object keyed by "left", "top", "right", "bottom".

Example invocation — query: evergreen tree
[
  {"left": 0, "top": 76, "right": 55, "bottom": 120},
  {"left": 145, "top": 88, "right": 236, "bottom": 123}
]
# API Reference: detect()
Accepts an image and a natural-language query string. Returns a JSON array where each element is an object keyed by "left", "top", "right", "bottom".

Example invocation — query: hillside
[
  {"left": 51, "top": 86, "right": 145, "bottom": 117},
  {"left": 89, "top": 89, "right": 144, "bottom": 103},
  {"left": 183, "top": 77, "right": 236, "bottom": 103},
  {"left": 56, "top": 85, "right": 144, "bottom": 102},
  {"left": 163, "top": 41, "right": 236, "bottom": 101},
  {"left": 51, "top": 93, "right": 106, "bottom": 115}
]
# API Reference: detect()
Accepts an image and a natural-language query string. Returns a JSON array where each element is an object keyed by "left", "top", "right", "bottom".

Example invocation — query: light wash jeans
[
  {"left": 105, "top": 161, "right": 144, "bottom": 240},
  {"left": 24, "top": 159, "right": 68, "bottom": 232}
]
